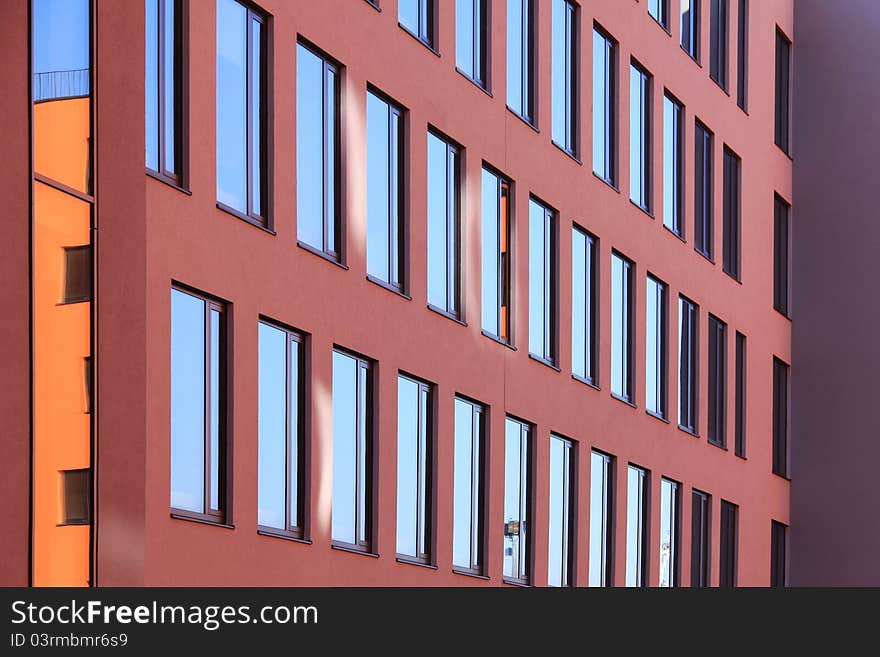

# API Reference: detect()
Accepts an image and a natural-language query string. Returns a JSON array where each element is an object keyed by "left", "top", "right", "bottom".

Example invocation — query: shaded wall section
[{"left": 791, "top": 0, "right": 880, "bottom": 585}]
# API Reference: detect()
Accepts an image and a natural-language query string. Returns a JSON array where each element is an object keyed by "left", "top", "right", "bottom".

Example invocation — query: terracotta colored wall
[
  {"left": 790, "top": 0, "right": 880, "bottom": 586},
  {"left": 86, "top": 0, "right": 792, "bottom": 586},
  {"left": 0, "top": 0, "right": 31, "bottom": 587}
]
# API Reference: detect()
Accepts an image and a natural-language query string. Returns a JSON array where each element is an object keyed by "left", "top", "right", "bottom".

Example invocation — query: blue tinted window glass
[
  {"left": 456, "top": 0, "right": 474, "bottom": 78},
  {"left": 453, "top": 398, "right": 481, "bottom": 570},
  {"left": 146, "top": 0, "right": 159, "bottom": 170},
  {"left": 171, "top": 289, "right": 205, "bottom": 513},
  {"left": 367, "top": 92, "right": 391, "bottom": 283},
  {"left": 503, "top": 418, "right": 530, "bottom": 581},
  {"left": 216, "top": 0, "right": 247, "bottom": 213},
  {"left": 552, "top": 1, "right": 575, "bottom": 152},
  {"left": 396, "top": 377, "right": 420, "bottom": 557},
  {"left": 626, "top": 466, "right": 646, "bottom": 586},
  {"left": 209, "top": 309, "right": 220, "bottom": 511},
  {"left": 630, "top": 65, "right": 649, "bottom": 209},
  {"left": 611, "top": 253, "right": 631, "bottom": 399},
  {"left": 646, "top": 276, "right": 665, "bottom": 415},
  {"left": 332, "top": 351, "right": 358, "bottom": 545},
  {"left": 589, "top": 451, "right": 610, "bottom": 586},
  {"left": 427, "top": 133, "right": 458, "bottom": 313},
  {"left": 507, "top": 0, "right": 523, "bottom": 111},
  {"left": 548, "top": 435, "right": 571, "bottom": 586},
  {"left": 163, "top": 0, "right": 176, "bottom": 173},
  {"left": 481, "top": 169, "right": 499, "bottom": 334},
  {"left": 592, "top": 30, "right": 611, "bottom": 180},
  {"left": 258, "top": 323, "right": 287, "bottom": 529},
  {"left": 250, "top": 17, "right": 261, "bottom": 216},
  {"left": 572, "top": 228, "right": 594, "bottom": 381},
  {"left": 296, "top": 44, "right": 325, "bottom": 249}
]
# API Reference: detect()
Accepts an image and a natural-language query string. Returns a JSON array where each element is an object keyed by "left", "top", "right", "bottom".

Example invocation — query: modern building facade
[{"left": 0, "top": 0, "right": 862, "bottom": 587}]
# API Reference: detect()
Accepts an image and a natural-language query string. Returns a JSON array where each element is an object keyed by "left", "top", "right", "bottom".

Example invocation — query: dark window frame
[
  {"left": 734, "top": 331, "right": 746, "bottom": 457},
  {"left": 648, "top": 0, "right": 670, "bottom": 31},
  {"left": 593, "top": 24, "right": 618, "bottom": 186},
  {"left": 772, "top": 357, "right": 789, "bottom": 478},
  {"left": 690, "top": 488, "right": 710, "bottom": 587},
  {"left": 216, "top": 0, "right": 271, "bottom": 230},
  {"left": 774, "top": 27, "right": 792, "bottom": 155},
  {"left": 502, "top": 415, "right": 535, "bottom": 586},
  {"left": 330, "top": 347, "right": 378, "bottom": 554},
  {"left": 590, "top": 449, "right": 615, "bottom": 587},
  {"left": 678, "top": 295, "right": 699, "bottom": 434},
  {"left": 146, "top": 0, "right": 189, "bottom": 189},
  {"left": 366, "top": 85, "right": 408, "bottom": 293},
  {"left": 773, "top": 194, "right": 790, "bottom": 317},
  {"left": 452, "top": 395, "right": 489, "bottom": 577},
  {"left": 59, "top": 468, "right": 92, "bottom": 526},
  {"left": 709, "top": 0, "right": 729, "bottom": 91},
  {"left": 663, "top": 91, "right": 684, "bottom": 237},
  {"left": 736, "top": 0, "right": 748, "bottom": 110},
  {"left": 61, "top": 244, "right": 92, "bottom": 304},
  {"left": 629, "top": 60, "right": 653, "bottom": 213},
  {"left": 694, "top": 120, "right": 714, "bottom": 259},
  {"left": 548, "top": 433, "right": 577, "bottom": 587},
  {"left": 170, "top": 284, "right": 230, "bottom": 525},
  {"left": 399, "top": 0, "right": 437, "bottom": 50},
  {"left": 256, "top": 318, "right": 309, "bottom": 542},
  {"left": 296, "top": 37, "right": 343, "bottom": 260},
  {"left": 680, "top": 0, "right": 701, "bottom": 62},
  {"left": 552, "top": 0, "right": 580, "bottom": 158},
  {"left": 707, "top": 314, "right": 727, "bottom": 447},
  {"left": 507, "top": 0, "right": 536, "bottom": 125},
  {"left": 528, "top": 196, "right": 559, "bottom": 367},
  {"left": 571, "top": 224, "right": 598, "bottom": 386},
  {"left": 481, "top": 163, "right": 513, "bottom": 345},
  {"left": 771, "top": 520, "right": 787, "bottom": 587},
  {"left": 646, "top": 274, "right": 668, "bottom": 419},
  {"left": 722, "top": 145, "right": 741, "bottom": 280},
  {"left": 456, "top": 0, "right": 490, "bottom": 90},
  {"left": 611, "top": 251, "right": 635, "bottom": 404},
  {"left": 719, "top": 499, "right": 738, "bottom": 587},
  {"left": 395, "top": 372, "right": 437, "bottom": 566}
]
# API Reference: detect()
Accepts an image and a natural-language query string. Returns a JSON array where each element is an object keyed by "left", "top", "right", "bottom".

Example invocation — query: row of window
[
  {"left": 146, "top": 1, "right": 793, "bottom": 299},
  {"left": 170, "top": 285, "right": 788, "bottom": 585}
]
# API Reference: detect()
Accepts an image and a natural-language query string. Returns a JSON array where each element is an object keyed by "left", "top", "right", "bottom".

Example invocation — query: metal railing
[{"left": 33, "top": 68, "right": 90, "bottom": 102}]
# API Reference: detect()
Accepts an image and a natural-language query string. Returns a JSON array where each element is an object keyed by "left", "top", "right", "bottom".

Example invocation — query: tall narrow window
[
  {"left": 680, "top": 0, "right": 700, "bottom": 62},
  {"left": 719, "top": 500, "right": 738, "bottom": 587},
  {"left": 734, "top": 331, "right": 746, "bottom": 457},
  {"left": 629, "top": 62, "right": 652, "bottom": 212},
  {"left": 659, "top": 478, "right": 679, "bottom": 587},
  {"left": 146, "top": 0, "right": 183, "bottom": 183},
  {"left": 217, "top": 0, "right": 267, "bottom": 225},
  {"left": 611, "top": 252, "right": 634, "bottom": 403},
  {"left": 771, "top": 520, "right": 787, "bottom": 587},
  {"left": 690, "top": 489, "right": 710, "bottom": 587},
  {"left": 548, "top": 435, "right": 575, "bottom": 587},
  {"left": 772, "top": 357, "right": 789, "bottom": 478},
  {"left": 707, "top": 315, "right": 727, "bottom": 447},
  {"left": 453, "top": 397, "right": 486, "bottom": 574},
  {"left": 774, "top": 195, "right": 790, "bottom": 316},
  {"left": 366, "top": 90, "right": 405, "bottom": 290},
  {"left": 482, "top": 167, "right": 512, "bottom": 343},
  {"left": 171, "top": 287, "right": 226, "bottom": 520},
  {"left": 626, "top": 465, "right": 649, "bottom": 587},
  {"left": 709, "top": 0, "right": 728, "bottom": 90},
  {"left": 503, "top": 417, "right": 533, "bottom": 584},
  {"left": 552, "top": 0, "right": 578, "bottom": 156},
  {"left": 507, "top": 0, "right": 535, "bottom": 123},
  {"left": 678, "top": 296, "right": 698, "bottom": 433},
  {"left": 663, "top": 93, "right": 683, "bottom": 235},
  {"left": 258, "top": 321, "right": 305, "bottom": 538},
  {"left": 427, "top": 131, "right": 462, "bottom": 318},
  {"left": 774, "top": 28, "right": 791, "bottom": 154},
  {"left": 297, "top": 42, "right": 341, "bottom": 258},
  {"left": 649, "top": 0, "right": 669, "bottom": 29},
  {"left": 529, "top": 198, "right": 557, "bottom": 364},
  {"left": 736, "top": 0, "right": 748, "bottom": 110},
  {"left": 457, "top": 0, "right": 488, "bottom": 88},
  {"left": 593, "top": 27, "right": 616, "bottom": 185},
  {"left": 572, "top": 226, "right": 597, "bottom": 384},
  {"left": 722, "top": 146, "right": 741, "bottom": 280},
  {"left": 399, "top": 0, "right": 435, "bottom": 48},
  {"left": 646, "top": 275, "right": 667, "bottom": 418},
  {"left": 397, "top": 375, "right": 434, "bottom": 564},
  {"left": 694, "top": 120, "right": 713, "bottom": 258},
  {"left": 332, "top": 350, "right": 374, "bottom": 552},
  {"left": 589, "top": 450, "right": 614, "bottom": 587}
]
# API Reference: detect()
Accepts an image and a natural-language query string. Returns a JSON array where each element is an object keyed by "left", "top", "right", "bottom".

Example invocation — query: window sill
[
  {"left": 678, "top": 424, "right": 700, "bottom": 438},
  {"left": 646, "top": 409, "right": 670, "bottom": 424},
  {"left": 363, "top": 0, "right": 380, "bottom": 12},
  {"left": 427, "top": 303, "right": 467, "bottom": 327},
  {"left": 572, "top": 374, "right": 600, "bottom": 391},
  {"left": 662, "top": 224, "right": 686, "bottom": 243},
  {"left": 735, "top": 452, "right": 747, "bottom": 461},
  {"left": 774, "top": 143, "right": 794, "bottom": 162},
  {"left": 396, "top": 556, "right": 438, "bottom": 570},
  {"left": 257, "top": 528, "right": 312, "bottom": 545},
  {"left": 398, "top": 23, "right": 440, "bottom": 56},
  {"left": 772, "top": 471, "right": 792, "bottom": 482},
  {"left": 650, "top": 17, "right": 672, "bottom": 36},
  {"left": 170, "top": 512, "right": 234, "bottom": 530},
  {"left": 773, "top": 306, "right": 792, "bottom": 322},
  {"left": 297, "top": 240, "right": 349, "bottom": 270},
  {"left": 680, "top": 45, "right": 701, "bottom": 67},
  {"left": 452, "top": 568, "right": 489, "bottom": 581},
  {"left": 708, "top": 439, "right": 728, "bottom": 451},
  {"left": 695, "top": 247, "right": 715, "bottom": 264},
  {"left": 366, "top": 274, "right": 411, "bottom": 300},
  {"left": 146, "top": 168, "right": 191, "bottom": 195},
  {"left": 528, "top": 353, "right": 560, "bottom": 371},
  {"left": 455, "top": 68, "right": 492, "bottom": 98},
  {"left": 592, "top": 171, "right": 619, "bottom": 193},
  {"left": 551, "top": 140, "right": 581, "bottom": 165},
  {"left": 216, "top": 202, "right": 274, "bottom": 235},
  {"left": 507, "top": 107, "right": 539, "bottom": 133},
  {"left": 482, "top": 330, "right": 516, "bottom": 351},
  {"left": 710, "top": 77, "right": 730, "bottom": 97},
  {"left": 611, "top": 392, "right": 637, "bottom": 409},
  {"left": 723, "top": 269, "right": 742, "bottom": 285},
  {"left": 502, "top": 577, "right": 532, "bottom": 588},
  {"left": 629, "top": 198, "right": 654, "bottom": 219},
  {"left": 331, "top": 543, "right": 379, "bottom": 558}
]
